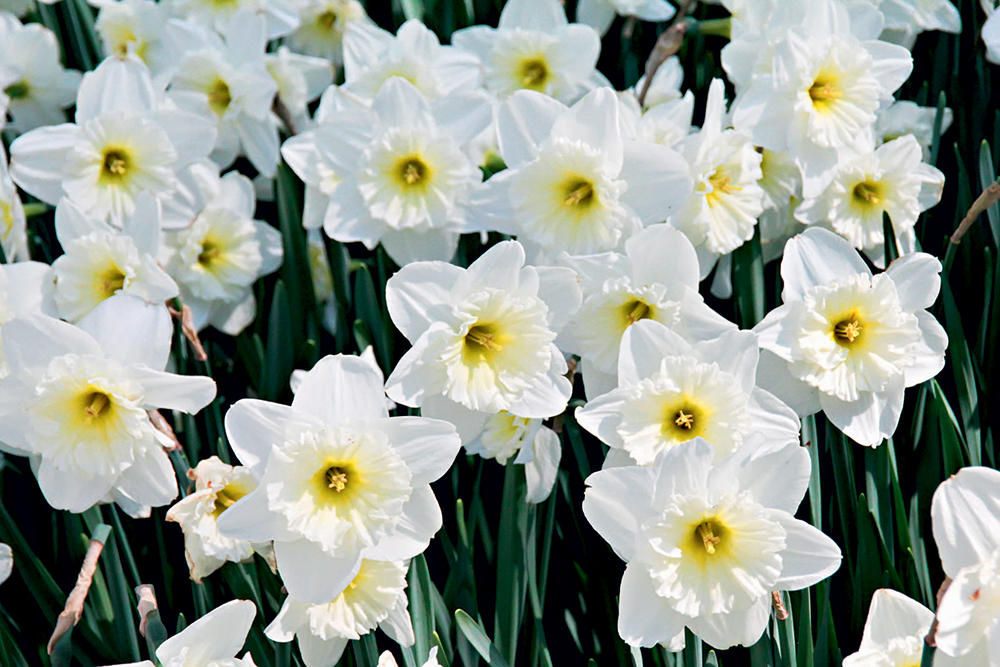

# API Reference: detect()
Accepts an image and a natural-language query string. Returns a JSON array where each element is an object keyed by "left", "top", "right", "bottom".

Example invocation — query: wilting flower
[
  {"left": 49, "top": 194, "right": 178, "bottom": 323},
  {"left": 0, "top": 295, "right": 216, "bottom": 516},
  {"left": 108, "top": 599, "right": 258, "bottom": 667},
  {"left": 265, "top": 558, "right": 414, "bottom": 667},
  {"left": 575, "top": 0, "right": 675, "bottom": 36},
  {"left": 9, "top": 56, "right": 216, "bottom": 227},
  {"left": 558, "top": 224, "right": 735, "bottom": 397},
  {"left": 474, "top": 87, "right": 692, "bottom": 256},
  {"left": 166, "top": 456, "right": 274, "bottom": 583},
  {"left": 577, "top": 320, "right": 800, "bottom": 468},
  {"left": 451, "top": 0, "right": 605, "bottom": 104},
  {"left": 384, "top": 240, "right": 581, "bottom": 418},
  {"left": 282, "top": 77, "right": 489, "bottom": 265},
  {"left": 160, "top": 170, "right": 283, "bottom": 335},
  {"left": 930, "top": 466, "right": 1000, "bottom": 663},
  {"left": 754, "top": 227, "right": 947, "bottom": 446},
  {"left": 795, "top": 134, "right": 944, "bottom": 265},
  {"left": 216, "top": 354, "right": 461, "bottom": 604},
  {"left": 843, "top": 588, "right": 968, "bottom": 667},
  {"left": 0, "top": 13, "right": 81, "bottom": 134},
  {"left": 583, "top": 437, "right": 841, "bottom": 651}
]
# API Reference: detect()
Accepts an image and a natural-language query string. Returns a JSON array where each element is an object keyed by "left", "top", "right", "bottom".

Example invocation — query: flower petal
[
  {"left": 291, "top": 354, "right": 390, "bottom": 425},
  {"left": 274, "top": 538, "right": 363, "bottom": 604},
  {"left": 583, "top": 465, "right": 657, "bottom": 561}
]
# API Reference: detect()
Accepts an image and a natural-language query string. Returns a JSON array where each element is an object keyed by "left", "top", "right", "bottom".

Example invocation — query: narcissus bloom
[
  {"left": 0, "top": 146, "right": 28, "bottom": 263},
  {"left": 166, "top": 456, "right": 274, "bottom": 583},
  {"left": 583, "top": 437, "right": 841, "bottom": 651},
  {"left": 108, "top": 599, "right": 258, "bottom": 667},
  {"left": 0, "top": 295, "right": 216, "bottom": 516},
  {"left": 576, "top": 0, "right": 675, "bottom": 36},
  {"left": 755, "top": 228, "right": 947, "bottom": 446},
  {"left": 285, "top": 0, "right": 369, "bottom": 63},
  {"left": 384, "top": 240, "right": 581, "bottom": 418},
  {"left": 843, "top": 589, "right": 968, "bottom": 667},
  {"left": 577, "top": 320, "right": 799, "bottom": 468},
  {"left": 466, "top": 411, "right": 562, "bottom": 503},
  {"left": 475, "top": 87, "right": 692, "bottom": 256},
  {"left": 216, "top": 354, "right": 461, "bottom": 604},
  {"left": 265, "top": 558, "right": 414, "bottom": 667},
  {"left": 931, "top": 467, "right": 1000, "bottom": 664},
  {"left": 0, "top": 260, "right": 52, "bottom": 378}
]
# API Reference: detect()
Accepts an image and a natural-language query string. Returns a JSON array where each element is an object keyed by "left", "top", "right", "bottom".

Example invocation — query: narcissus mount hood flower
[
  {"left": 0, "top": 294, "right": 216, "bottom": 516},
  {"left": 216, "top": 354, "right": 461, "bottom": 604},
  {"left": 930, "top": 466, "right": 1000, "bottom": 664},
  {"left": 583, "top": 436, "right": 842, "bottom": 651},
  {"left": 754, "top": 227, "right": 947, "bottom": 446}
]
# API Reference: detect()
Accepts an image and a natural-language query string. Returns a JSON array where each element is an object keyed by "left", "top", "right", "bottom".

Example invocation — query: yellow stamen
[
  {"left": 102, "top": 150, "right": 129, "bottom": 179},
  {"left": 809, "top": 78, "right": 842, "bottom": 107},
  {"left": 519, "top": 59, "right": 548, "bottom": 89},
  {"left": 317, "top": 10, "right": 337, "bottom": 30},
  {"left": 83, "top": 392, "right": 110, "bottom": 424},
  {"left": 853, "top": 181, "right": 881, "bottom": 206},
  {"left": 325, "top": 467, "right": 348, "bottom": 492},
  {"left": 4, "top": 80, "right": 30, "bottom": 100},
  {"left": 198, "top": 241, "right": 221, "bottom": 266},
  {"left": 674, "top": 410, "right": 695, "bottom": 430},
  {"left": 403, "top": 162, "right": 422, "bottom": 184},
  {"left": 467, "top": 327, "right": 503, "bottom": 352},
  {"left": 563, "top": 179, "right": 595, "bottom": 208},
  {"left": 834, "top": 319, "right": 862, "bottom": 344},
  {"left": 627, "top": 301, "right": 650, "bottom": 324},
  {"left": 208, "top": 79, "right": 232, "bottom": 117},
  {"left": 696, "top": 521, "right": 721, "bottom": 555}
]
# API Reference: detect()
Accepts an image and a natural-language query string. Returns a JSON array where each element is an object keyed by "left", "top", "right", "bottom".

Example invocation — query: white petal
[
  {"left": 618, "top": 319, "right": 689, "bottom": 385},
  {"left": 781, "top": 228, "right": 871, "bottom": 302},
  {"left": 78, "top": 295, "right": 172, "bottom": 370},
  {"left": 370, "top": 417, "right": 461, "bottom": 486},
  {"left": 903, "top": 311, "right": 947, "bottom": 387},
  {"left": 291, "top": 354, "right": 390, "bottom": 424},
  {"left": 524, "top": 427, "right": 561, "bottom": 504},
  {"left": 224, "top": 399, "right": 322, "bottom": 477},
  {"left": 686, "top": 596, "right": 770, "bottom": 650},
  {"left": 618, "top": 143, "right": 693, "bottom": 224},
  {"left": 772, "top": 512, "right": 842, "bottom": 590},
  {"left": 553, "top": 87, "right": 623, "bottom": 170},
  {"left": 298, "top": 634, "right": 348, "bottom": 667},
  {"left": 575, "top": 0, "right": 617, "bottom": 35},
  {"left": 712, "top": 435, "right": 809, "bottom": 515},
  {"left": 386, "top": 262, "right": 464, "bottom": 343},
  {"left": 9, "top": 124, "right": 79, "bottom": 206},
  {"left": 113, "top": 448, "right": 178, "bottom": 509},
  {"left": 931, "top": 466, "right": 1000, "bottom": 577},
  {"left": 575, "top": 388, "right": 628, "bottom": 449},
  {"left": 131, "top": 368, "right": 216, "bottom": 414},
  {"left": 157, "top": 599, "right": 256, "bottom": 665},
  {"left": 2, "top": 315, "right": 101, "bottom": 374},
  {"left": 459, "top": 240, "right": 525, "bottom": 295},
  {"left": 583, "top": 466, "right": 657, "bottom": 561},
  {"left": 747, "top": 389, "right": 802, "bottom": 450},
  {"left": 650, "top": 438, "right": 714, "bottom": 507},
  {"left": 626, "top": 224, "right": 699, "bottom": 291},
  {"left": 755, "top": 349, "right": 822, "bottom": 418},
  {"left": 617, "top": 563, "right": 687, "bottom": 647},
  {"left": 859, "top": 589, "right": 933, "bottom": 651},
  {"left": 534, "top": 266, "right": 581, "bottom": 332},
  {"left": 37, "top": 459, "right": 115, "bottom": 513},
  {"left": 497, "top": 91, "right": 566, "bottom": 169},
  {"left": 214, "top": 487, "right": 298, "bottom": 542},
  {"left": 884, "top": 252, "right": 942, "bottom": 312},
  {"left": 379, "top": 594, "right": 415, "bottom": 647},
  {"left": 363, "top": 486, "right": 441, "bottom": 561},
  {"left": 274, "top": 539, "right": 362, "bottom": 604}
]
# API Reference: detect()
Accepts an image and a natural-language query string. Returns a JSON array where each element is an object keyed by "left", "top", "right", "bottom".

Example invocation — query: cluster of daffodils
[{"left": 0, "top": 0, "right": 976, "bottom": 661}]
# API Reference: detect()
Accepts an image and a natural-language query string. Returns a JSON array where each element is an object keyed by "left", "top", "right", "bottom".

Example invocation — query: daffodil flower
[{"left": 583, "top": 436, "right": 841, "bottom": 651}]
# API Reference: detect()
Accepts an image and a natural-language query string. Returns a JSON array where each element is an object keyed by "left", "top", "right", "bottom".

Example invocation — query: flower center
[
  {"left": 98, "top": 266, "right": 128, "bottom": 298},
  {"left": 464, "top": 323, "right": 504, "bottom": 363},
  {"left": 662, "top": 401, "right": 706, "bottom": 440},
  {"left": 81, "top": 390, "right": 112, "bottom": 425},
  {"left": 518, "top": 58, "right": 549, "bottom": 91},
  {"left": 695, "top": 521, "right": 723, "bottom": 555},
  {"left": 325, "top": 466, "right": 349, "bottom": 492},
  {"left": 562, "top": 177, "right": 596, "bottom": 209},
  {"left": 208, "top": 78, "right": 232, "bottom": 117},
  {"left": 621, "top": 298, "right": 652, "bottom": 326},
  {"left": 4, "top": 80, "right": 30, "bottom": 100},
  {"left": 198, "top": 238, "right": 222, "bottom": 268},
  {"left": 100, "top": 148, "right": 131, "bottom": 183},
  {"left": 212, "top": 481, "right": 249, "bottom": 517},
  {"left": 833, "top": 316, "right": 863, "bottom": 347},
  {"left": 852, "top": 179, "right": 883, "bottom": 208},
  {"left": 317, "top": 9, "right": 337, "bottom": 30},
  {"left": 809, "top": 72, "right": 842, "bottom": 112},
  {"left": 396, "top": 156, "right": 430, "bottom": 188}
]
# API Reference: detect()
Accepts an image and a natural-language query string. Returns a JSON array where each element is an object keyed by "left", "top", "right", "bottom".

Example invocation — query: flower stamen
[
  {"left": 4, "top": 80, "right": 30, "bottom": 100},
  {"left": 466, "top": 326, "right": 503, "bottom": 352},
  {"left": 674, "top": 410, "right": 695, "bottom": 429},
  {"left": 325, "top": 466, "right": 349, "bottom": 492},
  {"left": 519, "top": 58, "right": 549, "bottom": 90},
  {"left": 834, "top": 318, "right": 862, "bottom": 345},
  {"left": 82, "top": 391, "right": 111, "bottom": 425},
  {"left": 563, "top": 179, "right": 595, "bottom": 208},
  {"left": 696, "top": 521, "right": 722, "bottom": 555},
  {"left": 627, "top": 300, "right": 650, "bottom": 324}
]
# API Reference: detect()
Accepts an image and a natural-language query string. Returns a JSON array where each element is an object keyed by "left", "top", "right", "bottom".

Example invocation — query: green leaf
[
  {"left": 455, "top": 610, "right": 511, "bottom": 667},
  {"left": 259, "top": 280, "right": 295, "bottom": 402},
  {"left": 353, "top": 263, "right": 392, "bottom": 372},
  {"left": 978, "top": 140, "right": 1000, "bottom": 247},
  {"left": 494, "top": 465, "right": 529, "bottom": 666},
  {"left": 408, "top": 554, "right": 436, "bottom": 665},
  {"left": 938, "top": 276, "right": 982, "bottom": 466},
  {"left": 882, "top": 212, "right": 900, "bottom": 264}
]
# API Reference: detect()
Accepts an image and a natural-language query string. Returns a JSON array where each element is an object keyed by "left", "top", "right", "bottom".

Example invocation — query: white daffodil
[
  {"left": 757, "top": 147, "right": 806, "bottom": 264},
  {"left": 869, "top": 0, "right": 961, "bottom": 47},
  {"left": 340, "top": 19, "right": 481, "bottom": 102},
  {"left": 378, "top": 648, "right": 441, "bottom": 667},
  {"left": 216, "top": 354, "right": 462, "bottom": 604},
  {"left": 465, "top": 411, "right": 562, "bottom": 503},
  {"left": 618, "top": 60, "right": 695, "bottom": 150},
  {"left": 576, "top": 0, "right": 675, "bottom": 36},
  {"left": 557, "top": 224, "right": 735, "bottom": 397},
  {"left": 0, "top": 145, "right": 28, "bottom": 262},
  {"left": 985, "top": 4, "right": 1000, "bottom": 65},
  {"left": 285, "top": 0, "right": 369, "bottom": 64},
  {"left": 265, "top": 46, "right": 333, "bottom": 133},
  {"left": 754, "top": 227, "right": 947, "bottom": 446},
  {"left": 475, "top": 87, "right": 692, "bottom": 256},
  {"left": 843, "top": 589, "right": 968, "bottom": 667},
  {"left": 0, "top": 260, "right": 52, "bottom": 378},
  {"left": 165, "top": 11, "right": 281, "bottom": 176},
  {"left": 165, "top": 455, "right": 274, "bottom": 583},
  {"left": 107, "top": 599, "right": 258, "bottom": 667},
  {"left": 0, "top": 13, "right": 81, "bottom": 134},
  {"left": 583, "top": 436, "right": 841, "bottom": 651},
  {"left": 265, "top": 558, "right": 414, "bottom": 667},
  {"left": 795, "top": 135, "right": 944, "bottom": 265},
  {"left": 670, "top": 79, "right": 764, "bottom": 276},
  {"left": 9, "top": 56, "right": 216, "bottom": 228},
  {"left": 451, "top": 0, "right": 606, "bottom": 104},
  {"left": 578, "top": 320, "right": 800, "bottom": 468},
  {"left": 282, "top": 77, "right": 489, "bottom": 265},
  {"left": 0, "top": 295, "right": 216, "bottom": 516},
  {"left": 0, "top": 543, "right": 10, "bottom": 585},
  {"left": 160, "top": 170, "right": 282, "bottom": 335},
  {"left": 49, "top": 194, "right": 178, "bottom": 323},
  {"left": 730, "top": 0, "right": 913, "bottom": 189},
  {"left": 171, "top": 0, "right": 299, "bottom": 41},
  {"left": 930, "top": 467, "right": 1000, "bottom": 664},
  {"left": 385, "top": 240, "right": 581, "bottom": 419},
  {"left": 875, "top": 100, "right": 953, "bottom": 161},
  {"left": 91, "top": 0, "right": 173, "bottom": 80}
]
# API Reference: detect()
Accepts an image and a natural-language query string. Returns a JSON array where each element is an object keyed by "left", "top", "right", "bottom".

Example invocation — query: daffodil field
[{"left": 1, "top": 0, "right": 999, "bottom": 665}]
